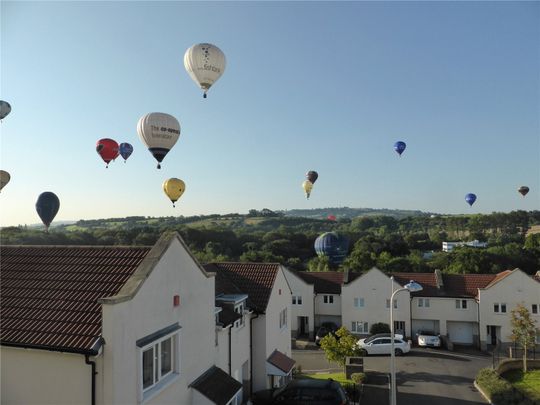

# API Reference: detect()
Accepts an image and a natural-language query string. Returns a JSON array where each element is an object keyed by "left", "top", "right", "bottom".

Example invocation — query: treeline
[{"left": 2, "top": 210, "right": 540, "bottom": 275}]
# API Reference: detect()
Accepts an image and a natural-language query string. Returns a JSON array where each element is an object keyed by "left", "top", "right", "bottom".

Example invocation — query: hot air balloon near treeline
[
  {"left": 314, "top": 232, "right": 349, "bottom": 265},
  {"left": 36, "top": 192, "right": 60, "bottom": 232},
  {"left": 0, "top": 101, "right": 11, "bottom": 120},
  {"left": 184, "top": 43, "right": 226, "bottom": 98},
  {"left": 163, "top": 178, "right": 186, "bottom": 207},
  {"left": 465, "top": 193, "right": 477, "bottom": 207},
  {"left": 302, "top": 180, "right": 313, "bottom": 199},
  {"left": 96, "top": 138, "right": 119, "bottom": 168},
  {"left": 306, "top": 171, "right": 318, "bottom": 184},
  {"left": 0, "top": 170, "right": 10, "bottom": 192},
  {"left": 137, "top": 113, "right": 180, "bottom": 169},
  {"left": 327, "top": 215, "right": 337, "bottom": 221},
  {"left": 119, "top": 143, "right": 134, "bottom": 162},
  {"left": 394, "top": 141, "right": 406, "bottom": 156},
  {"left": 518, "top": 186, "right": 529, "bottom": 197}
]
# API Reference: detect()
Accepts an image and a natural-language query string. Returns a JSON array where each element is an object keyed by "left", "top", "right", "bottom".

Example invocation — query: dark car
[
  {"left": 251, "top": 378, "right": 350, "bottom": 405},
  {"left": 315, "top": 322, "right": 339, "bottom": 346}
]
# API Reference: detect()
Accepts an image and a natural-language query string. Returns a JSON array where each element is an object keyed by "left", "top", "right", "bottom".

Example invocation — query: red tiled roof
[
  {"left": 485, "top": 270, "right": 513, "bottom": 288},
  {"left": 0, "top": 245, "right": 151, "bottom": 353},
  {"left": 267, "top": 349, "right": 295, "bottom": 374},
  {"left": 297, "top": 272, "right": 344, "bottom": 294},
  {"left": 205, "top": 263, "right": 280, "bottom": 313},
  {"left": 443, "top": 274, "right": 498, "bottom": 297},
  {"left": 392, "top": 273, "right": 439, "bottom": 297}
]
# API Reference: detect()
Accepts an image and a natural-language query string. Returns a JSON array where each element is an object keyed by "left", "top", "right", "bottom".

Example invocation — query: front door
[{"left": 490, "top": 326, "right": 497, "bottom": 345}]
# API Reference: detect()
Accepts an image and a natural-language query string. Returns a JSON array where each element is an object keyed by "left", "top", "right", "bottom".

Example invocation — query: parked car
[
  {"left": 251, "top": 378, "right": 350, "bottom": 405},
  {"left": 356, "top": 334, "right": 410, "bottom": 356},
  {"left": 315, "top": 322, "right": 339, "bottom": 346},
  {"left": 416, "top": 330, "right": 441, "bottom": 347}
]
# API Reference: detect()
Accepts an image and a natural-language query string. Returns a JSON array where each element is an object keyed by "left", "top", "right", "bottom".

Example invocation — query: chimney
[
  {"left": 343, "top": 269, "right": 350, "bottom": 284},
  {"left": 434, "top": 269, "right": 444, "bottom": 290}
]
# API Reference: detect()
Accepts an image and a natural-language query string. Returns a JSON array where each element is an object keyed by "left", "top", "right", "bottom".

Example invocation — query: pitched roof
[
  {"left": 392, "top": 273, "right": 439, "bottom": 297},
  {"left": 267, "top": 349, "right": 296, "bottom": 374},
  {"left": 190, "top": 366, "right": 242, "bottom": 405},
  {"left": 297, "top": 271, "right": 344, "bottom": 294},
  {"left": 205, "top": 263, "right": 280, "bottom": 313},
  {"left": 443, "top": 274, "right": 498, "bottom": 297},
  {"left": 0, "top": 245, "right": 151, "bottom": 354}
]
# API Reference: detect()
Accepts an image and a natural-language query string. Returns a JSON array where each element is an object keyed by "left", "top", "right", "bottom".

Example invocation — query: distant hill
[{"left": 281, "top": 207, "right": 433, "bottom": 220}]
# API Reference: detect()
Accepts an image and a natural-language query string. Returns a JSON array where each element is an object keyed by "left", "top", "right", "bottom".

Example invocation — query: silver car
[{"left": 416, "top": 330, "right": 441, "bottom": 347}]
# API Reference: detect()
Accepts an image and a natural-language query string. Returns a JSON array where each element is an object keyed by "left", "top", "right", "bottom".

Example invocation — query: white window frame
[
  {"left": 292, "top": 295, "right": 303, "bottom": 305},
  {"left": 354, "top": 297, "right": 365, "bottom": 308},
  {"left": 494, "top": 302, "right": 507, "bottom": 314},
  {"left": 455, "top": 299, "right": 468, "bottom": 310},
  {"left": 351, "top": 321, "right": 368, "bottom": 333},
  {"left": 418, "top": 298, "right": 430, "bottom": 308},
  {"left": 323, "top": 295, "right": 334, "bottom": 304},
  {"left": 531, "top": 304, "right": 538, "bottom": 314},
  {"left": 138, "top": 330, "right": 180, "bottom": 402},
  {"left": 386, "top": 299, "right": 397, "bottom": 309},
  {"left": 279, "top": 308, "right": 287, "bottom": 330},
  {"left": 234, "top": 302, "right": 245, "bottom": 328}
]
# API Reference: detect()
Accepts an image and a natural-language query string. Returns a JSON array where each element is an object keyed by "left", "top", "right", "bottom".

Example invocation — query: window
[
  {"left": 292, "top": 295, "right": 303, "bottom": 305},
  {"left": 351, "top": 321, "right": 368, "bottom": 333},
  {"left": 279, "top": 308, "right": 287, "bottom": 329},
  {"left": 137, "top": 324, "right": 180, "bottom": 401},
  {"left": 532, "top": 304, "right": 538, "bottom": 314},
  {"left": 386, "top": 299, "right": 397, "bottom": 309},
  {"left": 418, "top": 298, "right": 430, "bottom": 308},
  {"left": 494, "top": 303, "right": 507, "bottom": 313},
  {"left": 354, "top": 297, "right": 365, "bottom": 308},
  {"left": 456, "top": 299, "right": 468, "bottom": 309},
  {"left": 394, "top": 321, "right": 405, "bottom": 333},
  {"left": 323, "top": 295, "right": 334, "bottom": 304},
  {"left": 234, "top": 302, "right": 245, "bottom": 328}
]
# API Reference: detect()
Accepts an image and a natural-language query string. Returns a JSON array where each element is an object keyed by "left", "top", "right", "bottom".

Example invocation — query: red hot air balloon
[
  {"left": 327, "top": 215, "right": 337, "bottom": 221},
  {"left": 96, "top": 138, "right": 119, "bottom": 168}
]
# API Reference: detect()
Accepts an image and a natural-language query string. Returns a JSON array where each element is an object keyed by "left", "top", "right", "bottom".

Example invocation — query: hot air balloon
[
  {"left": 0, "top": 170, "right": 10, "bottom": 192},
  {"left": 314, "top": 232, "right": 349, "bottom": 265},
  {"left": 518, "top": 186, "right": 529, "bottom": 197},
  {"left": 119, "top": 143, "right": 133, "bottom": 162},
  {"left": 327, "top": 215, "right": 337, "bottom": 221},
  {"left": 137, "top": 113, "right": 180, "bottom": 169},
  {"left": 394, "top": 141, "right": 406, "bottom": 156},
  {"left": 163, "top": 178, "right": 186, "bottom": 207},
  {"left": 306, "top": 171, "right": 318, "bottom": 184},
  {"left": 0, "top": 101, "right": 11, "bottom": 120},
  {"left": 36, "top": 192, "right": 60, "bottom": 232},
  {"left": 465, "top": 193, "right": 477, "bottom": 207},
  {"left": 184, "top": 43, "right": 226, "bottom": 98},
  {"left": 302, "top": 180, "right": 313, "bottom": 199},
  {"left": 96, "top": 138, "right": 119, "bottom": 168}
]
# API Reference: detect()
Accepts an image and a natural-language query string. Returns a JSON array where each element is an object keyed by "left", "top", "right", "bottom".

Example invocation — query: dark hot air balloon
[
  {"left": 394, "top": 141, "right": 406, "bottom": 156},
  {"left": 119, "top": 143, "right": 133, "bottom": 162},
  {"left": 36, "top": 192, "right": 60, "bottom": 232},
  {"left": 314, "top": 232, "right": 349, "bottom": 265},
  {"left": 0, "top": 101, "right": 11, "bottom": 120},
  {"left": 306, "top": 171, "right": 318, "bottom": 184},
  {"left": 96, "top": 138, "right": 119, "bottom": 168},
  {"left": 465, "top": 193, "right": 477, "bottom": 207},
  {"left": 518, "top": 186, "right": 529, "bottom": 197}
]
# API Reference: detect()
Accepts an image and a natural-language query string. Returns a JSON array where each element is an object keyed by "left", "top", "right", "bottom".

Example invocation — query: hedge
[{"left": 475, "top": 368, "right": 535, "bottom": 405}]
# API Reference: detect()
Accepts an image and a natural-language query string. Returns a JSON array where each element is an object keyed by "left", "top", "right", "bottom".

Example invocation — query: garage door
[
  {"left": 412, "top": 320, "right": 439, "bottom": 335},
  {"left": 447, "top": 321, "right": 474, "bottom": 344}
]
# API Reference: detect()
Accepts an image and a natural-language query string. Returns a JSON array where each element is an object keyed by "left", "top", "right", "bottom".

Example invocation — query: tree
[
  {"left": 319, "top": 327, "right": 362, "bottom": 368},
  {"left": 509, "top": 304, "right": 538, "bottom": 372},
  {"left": 369, "top": 322, "right": 390, "bottom": 335}
]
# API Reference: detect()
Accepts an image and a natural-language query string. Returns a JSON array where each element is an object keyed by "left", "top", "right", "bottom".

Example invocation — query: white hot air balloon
[
  {"left": 137, "top": 113, "right": 180, "bottom": 169},
  {"left": 0, "top": 170, "right": 10, "bottom": 192},
  {"left": 184, "top": 43, "right": 226, "bottom": 98}
]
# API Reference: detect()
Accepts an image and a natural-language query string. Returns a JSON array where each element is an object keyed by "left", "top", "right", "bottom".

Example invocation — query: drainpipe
[
  {"left": 249, "top": 312, "right": 259, "bottom": 395},
  {"left": 229, "top": 325, "right": 232, "bottom": 375},
  {"left": 85, "top": 355, "right": 97, "bottom": 405}
]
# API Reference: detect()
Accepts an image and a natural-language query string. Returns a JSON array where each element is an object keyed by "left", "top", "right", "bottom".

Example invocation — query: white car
[
  {"left": 416, "top": 330, "right": 441, "bottom": 347},
  {"left": 356, "top": 334, "right": 410, "bottom": 356}
]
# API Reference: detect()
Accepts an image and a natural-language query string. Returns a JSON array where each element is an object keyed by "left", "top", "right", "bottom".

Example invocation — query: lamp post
[{"left": 390, "top": 276, "right": 422, "bottom": 405}]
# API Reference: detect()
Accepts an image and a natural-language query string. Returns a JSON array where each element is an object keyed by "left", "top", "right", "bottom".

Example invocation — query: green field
[{"left": 503, "top": 369, "right": 540, "bottom": 402}]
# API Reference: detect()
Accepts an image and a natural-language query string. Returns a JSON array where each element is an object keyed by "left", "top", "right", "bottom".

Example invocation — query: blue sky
[{"left": 1, "top": 1, "right": 539, "bottom": 227}]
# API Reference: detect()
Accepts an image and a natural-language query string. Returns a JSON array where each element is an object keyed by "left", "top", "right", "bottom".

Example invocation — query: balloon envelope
[
  {"left": 184, "top": 43, "right": 226, "bottom": 98},
  {"left": 302, "top": 180, "right": 313, "bottom": 199},
  {"left": 465, "top": 193, "right": 477, "bottom": 206},
  {"left": 96, "top": 138, "right": 119, "bottom": 167},
  {"left": 327, "top": 215, "right": 337, "bottom": 221},
  {"left": 36, "top": 192, "right": 60, "bottom": 230},
  {"left": 137, "top": 113, "right": 180, "bottom": 169},
  {"left": 306, "top": 171, "right": 318, "bottom": 184},
  {"left": 0, "top": 170, "right": 10, "bottom": 192},
  {"left": 0, "top": 100, "right": 11, "bottom": 120},
  {"left": 163, "top": 178, "right": 186, "bottom": 207},
  {"left": 518, "top": 186, "right": 529, "bottom": 197},
  {"left": 394, "top": 141, "right": 406, "bottom": 156},
  {"left": 119, "top": 143, "right": 134, "bottom": 162},
  {"left": 314, "top": 232, "right": 349, "bottom": 265}
]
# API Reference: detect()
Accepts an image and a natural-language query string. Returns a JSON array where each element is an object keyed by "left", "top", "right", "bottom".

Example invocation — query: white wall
[
  {"left": 314, "top": 294, "right": 342, "bottom": 319},
  {"left": 478, "top": 270, "right": 540, "bottom": 349},
  {"left": 411, "top": 297, "right": 478, "bottom": 337},
  {"left": 283, "top": 268, "right": 315, "bottom": 338},
  {"left": 101, "top": 237, "right": 216, "bottom": 405},
  {"left": 1, "top": 347, "right": 95, "bottom": 405},
  {"left": 342, "top": 268, "right": 410, "bottom": 337}
]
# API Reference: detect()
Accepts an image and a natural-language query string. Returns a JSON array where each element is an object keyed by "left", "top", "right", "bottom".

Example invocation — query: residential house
[
  {"left": 282, "top": 267, "right": 315, "bottom": 339},
  {"left": 0, "top": 233, "right": 242, "bottom": 405},
  {"left": 204, "top": 263, "right": 294, "bottom": 392}
]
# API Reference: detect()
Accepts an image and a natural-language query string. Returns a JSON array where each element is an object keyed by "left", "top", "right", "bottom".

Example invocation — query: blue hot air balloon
[
  {"left": 314, "top": 232, "right": 349, "bottom": 265},
  {"left": 465, "top": 193, "right": 477, "bottom": 207},
  {"left": 394, "top": 141, "right": 406, "bottom": 156},
  {"left": 119, "top": 142, "right": 134, "bottom": 162},
  {"left": 36, "top": 192, "right": 60, "bottom": 231}
]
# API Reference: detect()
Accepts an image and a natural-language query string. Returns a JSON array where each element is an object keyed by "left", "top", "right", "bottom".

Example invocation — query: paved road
[{"left": 293, "top": 348, "right": 492, "bottom": 405}]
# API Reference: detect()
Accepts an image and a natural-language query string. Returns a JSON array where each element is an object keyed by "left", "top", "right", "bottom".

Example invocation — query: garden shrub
[{"left": 475, "top": 368, "right": 533, "bottom": 405}]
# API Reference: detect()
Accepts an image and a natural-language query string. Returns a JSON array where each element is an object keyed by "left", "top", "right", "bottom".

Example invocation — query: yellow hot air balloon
[
  {"left": 302, "top": 180, "right": 313, "bottom": 199},
  {"left": 163, "top": 178, "right": 186, "bottom": 207}
]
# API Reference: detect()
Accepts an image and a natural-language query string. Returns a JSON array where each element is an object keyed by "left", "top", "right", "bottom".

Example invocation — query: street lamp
[{"left": 390, "top": 277, "right": 422, "bottom": 405}]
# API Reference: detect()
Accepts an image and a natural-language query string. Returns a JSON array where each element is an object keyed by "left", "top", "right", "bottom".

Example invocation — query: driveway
[{"left": 293, "top": 348, "right": 492, "bottom": 405}]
